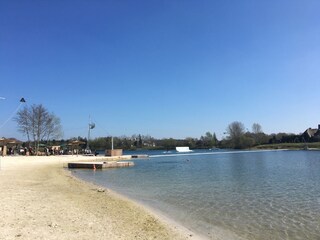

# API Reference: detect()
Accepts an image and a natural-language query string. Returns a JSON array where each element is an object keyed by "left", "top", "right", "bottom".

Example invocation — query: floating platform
[
  {"left": 68, "top": 161, "right": 134, "bottom": 169},
  {"left": 131, "top": 154, "right": 149, "bottom": 159}
]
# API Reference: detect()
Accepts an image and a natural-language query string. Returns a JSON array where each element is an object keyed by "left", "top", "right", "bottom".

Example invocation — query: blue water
[{"left": 72, "top": 150, "right": 320, "bottom": 240}]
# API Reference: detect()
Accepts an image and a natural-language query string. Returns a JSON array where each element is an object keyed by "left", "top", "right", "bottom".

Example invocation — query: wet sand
[{"left": 0, "top": 155, "right": 199, "bottom": 240}]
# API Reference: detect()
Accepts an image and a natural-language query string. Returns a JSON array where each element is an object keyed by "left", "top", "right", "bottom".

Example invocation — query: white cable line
[{"left": 0, "top": 102, "right": 24, "bottom": 130}]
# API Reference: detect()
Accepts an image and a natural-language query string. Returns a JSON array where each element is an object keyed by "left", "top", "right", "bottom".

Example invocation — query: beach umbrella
[
  {"left": 0, "top": 138, "right": 6, "bottom": 157},
  {"left": 0, "top": 138, "right": 22, "bottom": 156},
  {"left": 68, "top": 140, "right": 86, "bottom": 155},
  {"left": 0, "top": 137, "right": 21, "bottom": 145},
  {"left": 7, "top": 138, "right": 22, "bottom": 144},
  {"left": 0, "top": 137, "right": 6, "bottom": 146}
]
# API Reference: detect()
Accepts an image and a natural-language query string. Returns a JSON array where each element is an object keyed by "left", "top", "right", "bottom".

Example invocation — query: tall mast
[
  {"left": 87, "top": 115, "right": 91, "bottom": 151},
  {"left": 86, "top": 115, "right": 95, "bottom": 153}
]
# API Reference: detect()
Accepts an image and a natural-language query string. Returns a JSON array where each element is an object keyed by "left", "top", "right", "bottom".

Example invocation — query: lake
[{"left": 72, "top": 150, "right": 320, "bottom": 239}]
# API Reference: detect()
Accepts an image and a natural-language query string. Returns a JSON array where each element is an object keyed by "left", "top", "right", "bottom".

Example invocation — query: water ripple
[{"left": 73, "top": 150, "right": 320, "bottom": 240}]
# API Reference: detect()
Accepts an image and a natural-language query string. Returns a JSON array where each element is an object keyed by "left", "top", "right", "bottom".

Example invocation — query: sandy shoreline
[{"left": 0, "top": 155, "right": 201, "bottom": 240}]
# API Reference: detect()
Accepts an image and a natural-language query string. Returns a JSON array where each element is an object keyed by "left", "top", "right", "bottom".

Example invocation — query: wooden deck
[{"left": 66, "top": 154, "right": 149, "bottom": 169}]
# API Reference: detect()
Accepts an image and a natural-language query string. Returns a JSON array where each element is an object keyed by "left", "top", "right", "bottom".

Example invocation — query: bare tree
[
  {"left": 252, "top": 123, "right": 263, "bottom": 134},
  {"left": 252, "top": 123, "right": 264, "bottom": 145},
  {"left": 15, "top": 104, "right": 62, "bottom": 154},
  {"left": 226, "top": 121, "right": 247, "bottom": 149},
  {"left": 45, "top": 114, "right": 63, "bottom": 141},
  {"left": 227, "top": 121, "right": 245, "bottom": 139},
  {"left": 15, "top": 107, "right": 32, "bottom": 143}
]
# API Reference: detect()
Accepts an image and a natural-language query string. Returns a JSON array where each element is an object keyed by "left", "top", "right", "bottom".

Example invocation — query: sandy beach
[{"left": 0, "top": 155, "right": 199, "bottom": 240}]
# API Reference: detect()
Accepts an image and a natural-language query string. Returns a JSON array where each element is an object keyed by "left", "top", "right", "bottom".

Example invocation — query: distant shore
[
  {"left": 253, "top": 142, "right": 320, "bottom": 150},
  {"left": 0, "top": 155, "right": 200, "bottom": 240}
]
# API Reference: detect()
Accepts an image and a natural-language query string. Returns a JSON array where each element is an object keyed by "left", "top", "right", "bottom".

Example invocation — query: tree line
[
  {"left": 75, "top": 122, "right": 319, "bottom": 150},
  {"left": 87, "top": 132, "right": 218, "bottom": 151},
  {"left": 14, "top": 104, "right": 317, "bottom": 152}
]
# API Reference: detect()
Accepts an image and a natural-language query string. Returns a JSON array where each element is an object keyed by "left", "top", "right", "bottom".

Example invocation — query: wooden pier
[{"left": 68, "top": 161, "right": 134, "bottom": 169}]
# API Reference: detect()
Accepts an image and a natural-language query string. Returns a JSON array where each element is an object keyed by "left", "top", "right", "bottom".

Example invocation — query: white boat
[{"left": 176, "top": 146, "right": 193, "bottom": 153}]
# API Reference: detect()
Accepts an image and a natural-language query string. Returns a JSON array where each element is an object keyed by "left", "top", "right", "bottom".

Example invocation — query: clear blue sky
[{"left": 1, "top": 0, "right": 320, "bottom": 140}]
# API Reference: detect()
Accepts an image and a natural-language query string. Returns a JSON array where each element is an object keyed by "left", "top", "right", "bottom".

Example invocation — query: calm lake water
[{"left": 72, "top": 150, "right": 320, "bottom": 240}]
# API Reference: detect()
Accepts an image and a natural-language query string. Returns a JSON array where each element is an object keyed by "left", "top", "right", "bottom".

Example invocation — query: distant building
[{"left": 301, "top": 125, "right": 320, "bottom": 142}]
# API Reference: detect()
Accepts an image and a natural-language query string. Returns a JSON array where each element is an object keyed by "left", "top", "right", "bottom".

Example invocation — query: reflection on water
[{"left": 72, "top": 150, "right": 320, "bottom": 240}]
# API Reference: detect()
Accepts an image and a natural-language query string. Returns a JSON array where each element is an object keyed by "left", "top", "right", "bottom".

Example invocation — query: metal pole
[
  {"left": 87, "top": 125, "right": 90, "bottom": 152},
  {"left": 87, "top": 116, "right": 91, "bottom": 153},
  {"left": 111, "top": 136, "right": 114, "bottom": 150}
]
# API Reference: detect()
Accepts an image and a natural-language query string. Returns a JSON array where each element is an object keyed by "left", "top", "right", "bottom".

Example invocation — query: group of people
[
  {"left": 20, "top": 147, "right": 34, "bottom": 155},
  {"left": 0, "top": 146, "right": 34, "bottom": 156},
  {"left": 44, "top": 147, "right": 65, "bottom": 156},
  {"left": 1, "top": 145, "right": 99, "bottom": 156}
]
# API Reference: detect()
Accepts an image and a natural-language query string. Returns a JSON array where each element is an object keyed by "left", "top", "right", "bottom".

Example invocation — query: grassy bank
[{"left": 254, "top": 142, "right": 320, "bottom": 150}]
